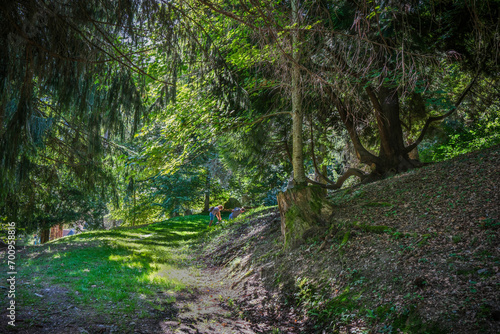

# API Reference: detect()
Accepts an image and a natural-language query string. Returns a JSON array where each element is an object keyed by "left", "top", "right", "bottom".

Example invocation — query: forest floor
[{"left": 1, "top": 145, "right": 499, "bottom": 333}]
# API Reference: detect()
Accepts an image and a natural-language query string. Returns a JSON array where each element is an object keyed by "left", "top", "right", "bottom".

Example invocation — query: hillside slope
[{"left": 199, "top": 145, "right": 500, "bottom": 333}]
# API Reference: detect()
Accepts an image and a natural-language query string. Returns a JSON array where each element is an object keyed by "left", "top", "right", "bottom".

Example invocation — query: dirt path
[
  {"left": 159, "top": 266, "right": 269, "bottom": 334},
  {"left": 1, "top": 259, "right": 271, "bottom": 334}
]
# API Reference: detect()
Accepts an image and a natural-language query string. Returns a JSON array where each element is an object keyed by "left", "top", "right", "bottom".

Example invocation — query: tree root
[{"left": 306, "top": 168, "right": 367, "bottom": 189}]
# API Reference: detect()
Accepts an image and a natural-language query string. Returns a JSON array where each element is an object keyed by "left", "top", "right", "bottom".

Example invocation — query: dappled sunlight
[
  {"left": 141, "top": 264, "right": 187, "bottom": 291},
  {"left": 15, "top": 214, "right": 212, "bottom": 321},
  {"left": 108, "top": 254, "right": 146, "bottom": 269}
]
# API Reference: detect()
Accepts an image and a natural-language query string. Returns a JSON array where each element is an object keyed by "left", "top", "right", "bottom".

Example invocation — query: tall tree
[
  {"left": 0, "top": 0, "right": 162, "bottom": 228},
  {"left": 0, "top": 0, "right": 247, "bottom": 229}
]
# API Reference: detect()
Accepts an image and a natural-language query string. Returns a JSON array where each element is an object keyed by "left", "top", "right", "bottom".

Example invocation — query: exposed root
[{"left": 307, "top": 168, "right": 367, "bottom": 189}]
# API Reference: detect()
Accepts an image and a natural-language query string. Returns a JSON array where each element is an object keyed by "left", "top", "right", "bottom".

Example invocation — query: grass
[{"left": 14, "top": 214, "right": 219, "bottom": 322}]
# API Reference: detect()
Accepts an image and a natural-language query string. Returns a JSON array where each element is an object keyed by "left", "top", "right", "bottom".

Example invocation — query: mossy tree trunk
[
  {"left": 277, "top": 185, "right": 333, "bottom": 248},
  {"left": 278, "top": 1, "right": 335, "bottom": 248}
]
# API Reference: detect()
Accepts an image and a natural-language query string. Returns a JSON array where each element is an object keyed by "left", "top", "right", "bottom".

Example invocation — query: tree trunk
[
  {"left": 203, "top": 173, "right": 210, "bottom": 212},
  {"left": 291, "top": 0, "right": 306, "bottom": 185},
  {"left": 133, "top": 180, "right": 136, "bottom": 227},
  {"left": 278, "top": 1, "right": 337, "bottom": 247},
  {"left": 378, "top": 87, "right": 405, "bottom": 155},
  {"left": 204, "top": 191, "right": 210, "bottom": 212},
  {"left": 40, "top": 229, "right": 50, "bottom": 244},
  {"left": 366, "top": 85, "right": 415, "bottom": 174},
  {"left": 277, "top": 186, "right": 333, "bottom": 248}
]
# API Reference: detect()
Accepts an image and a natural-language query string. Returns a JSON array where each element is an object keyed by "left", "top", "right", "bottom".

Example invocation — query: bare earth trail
[
  {"left": 0, "top": 248, "right": 273, "bottom": 334},
  {"left": 158, "top": 265, "right": 270, "bottom": 334}
]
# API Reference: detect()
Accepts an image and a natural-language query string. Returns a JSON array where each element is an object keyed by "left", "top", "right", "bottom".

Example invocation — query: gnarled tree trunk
[{"left": 366, "top": 85, "right": 416, "bottom": 174}]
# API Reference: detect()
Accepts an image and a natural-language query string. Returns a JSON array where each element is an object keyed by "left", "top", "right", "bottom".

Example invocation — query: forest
[{"left": 0, "top": 0, "right": 499, "bottom": 333}]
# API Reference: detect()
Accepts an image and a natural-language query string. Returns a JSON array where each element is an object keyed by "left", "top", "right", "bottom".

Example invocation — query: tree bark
[
  {"left": 40, "top": 229, "right": 50, "bottom": 244},
  {"left": 306, "top": 168, "right": 366, "bottom": 189},
  {"left": 204, "top": 191, "right": 210, "bottom": 212},
  {"left": 291, "top": 0, "right": 306, "bottom": 185},
  {"left": 378, "top": 86, "right": 406, "bottom": 157},
  {"left": 133, "top": 179, "right": 136, "bottom": 227},
  {"left": 277, "top": 186, "right": 333, "bottom": 248},
  {"left": 366, "top": 85, "right": 415, "bottom": 173}
]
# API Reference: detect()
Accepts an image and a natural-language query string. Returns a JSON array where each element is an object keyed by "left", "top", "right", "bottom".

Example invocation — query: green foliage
[
  {"left": 420, "top": 110, "right": 500, "bottom": 162},
  {"left": 223, "top": 198, "right": 241, "bottom": 210},
  {"left": 291, "top": 276, "right": 361, "bottom": 330},
  {"left": 3, "top": 0, "right": 500, "bottom": 234},
  {"left": 149, "top": 167, "right": 207, "bottom": 215}
]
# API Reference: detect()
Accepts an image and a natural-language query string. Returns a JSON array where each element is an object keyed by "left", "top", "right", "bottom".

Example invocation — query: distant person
[
  {"left": 209, "top": 205, "right": 223, "bottom": 227},
  {"left": 229, "top": 207, "right": 245, "bottom": 219}
]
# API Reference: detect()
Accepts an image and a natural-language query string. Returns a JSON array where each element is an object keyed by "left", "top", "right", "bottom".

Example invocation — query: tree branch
[
  {"left": 231, "top": 111, "right": 292, "bottom": 130},
  {"left": 404, "top": 69, "right": 481, "bottom": 153}
]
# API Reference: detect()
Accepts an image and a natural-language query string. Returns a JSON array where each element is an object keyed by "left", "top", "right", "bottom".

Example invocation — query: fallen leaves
[{"left": 200, "top": 146, "right": 500, "bottom": 333}]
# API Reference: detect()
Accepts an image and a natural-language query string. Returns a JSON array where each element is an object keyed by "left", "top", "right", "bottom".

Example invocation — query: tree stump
[{"left": 277, "top": 185, "right": 333, "bottom": 248}]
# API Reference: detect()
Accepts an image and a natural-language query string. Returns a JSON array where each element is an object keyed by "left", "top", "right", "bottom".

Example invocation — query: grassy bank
[{"left": 1, "top": 214, "right": 220, "bottom": 332}]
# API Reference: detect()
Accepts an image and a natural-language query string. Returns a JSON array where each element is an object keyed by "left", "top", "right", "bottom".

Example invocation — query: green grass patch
[{"left": 15, "top": 214, "right": 211, "bottom": 319}]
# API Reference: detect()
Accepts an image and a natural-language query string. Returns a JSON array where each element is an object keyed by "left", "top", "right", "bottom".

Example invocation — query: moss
[
  {"left": 284, "top": 205, "right": 300, "bottom": 221},
  {"left": 363, "top": 202, "right": 393, "bottom": 207},
  {"left": 354, "top": 222, "right": 389, "bottom": 234},
  {"left": 309, "top": 198, "right": 322, "bottom": 214},
  {"left": 297, "top": 182, "right": 310, "bottom": 190},
  {"left": 308, "top": 185, "right": 327, "bottom": 214},
  {"left": 364, "top": 225, "right": 389, "bottom": 233},
  {"left": 282, "top": 186, "right": 332, "bottom": 248},
  {"left": 284, "top": 205, "right": 310, "bottom": 248},
  {"left": 340, "top": 231, "right": 350, "bottom": 246},
  {"left": 284, "top": 205, "right": 301, "bottom": 236}
]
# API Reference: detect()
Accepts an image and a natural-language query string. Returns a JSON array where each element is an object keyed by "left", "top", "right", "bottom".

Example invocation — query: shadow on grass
[{"left": 13, "top": 214, "right": 213, "bottom": 320}]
